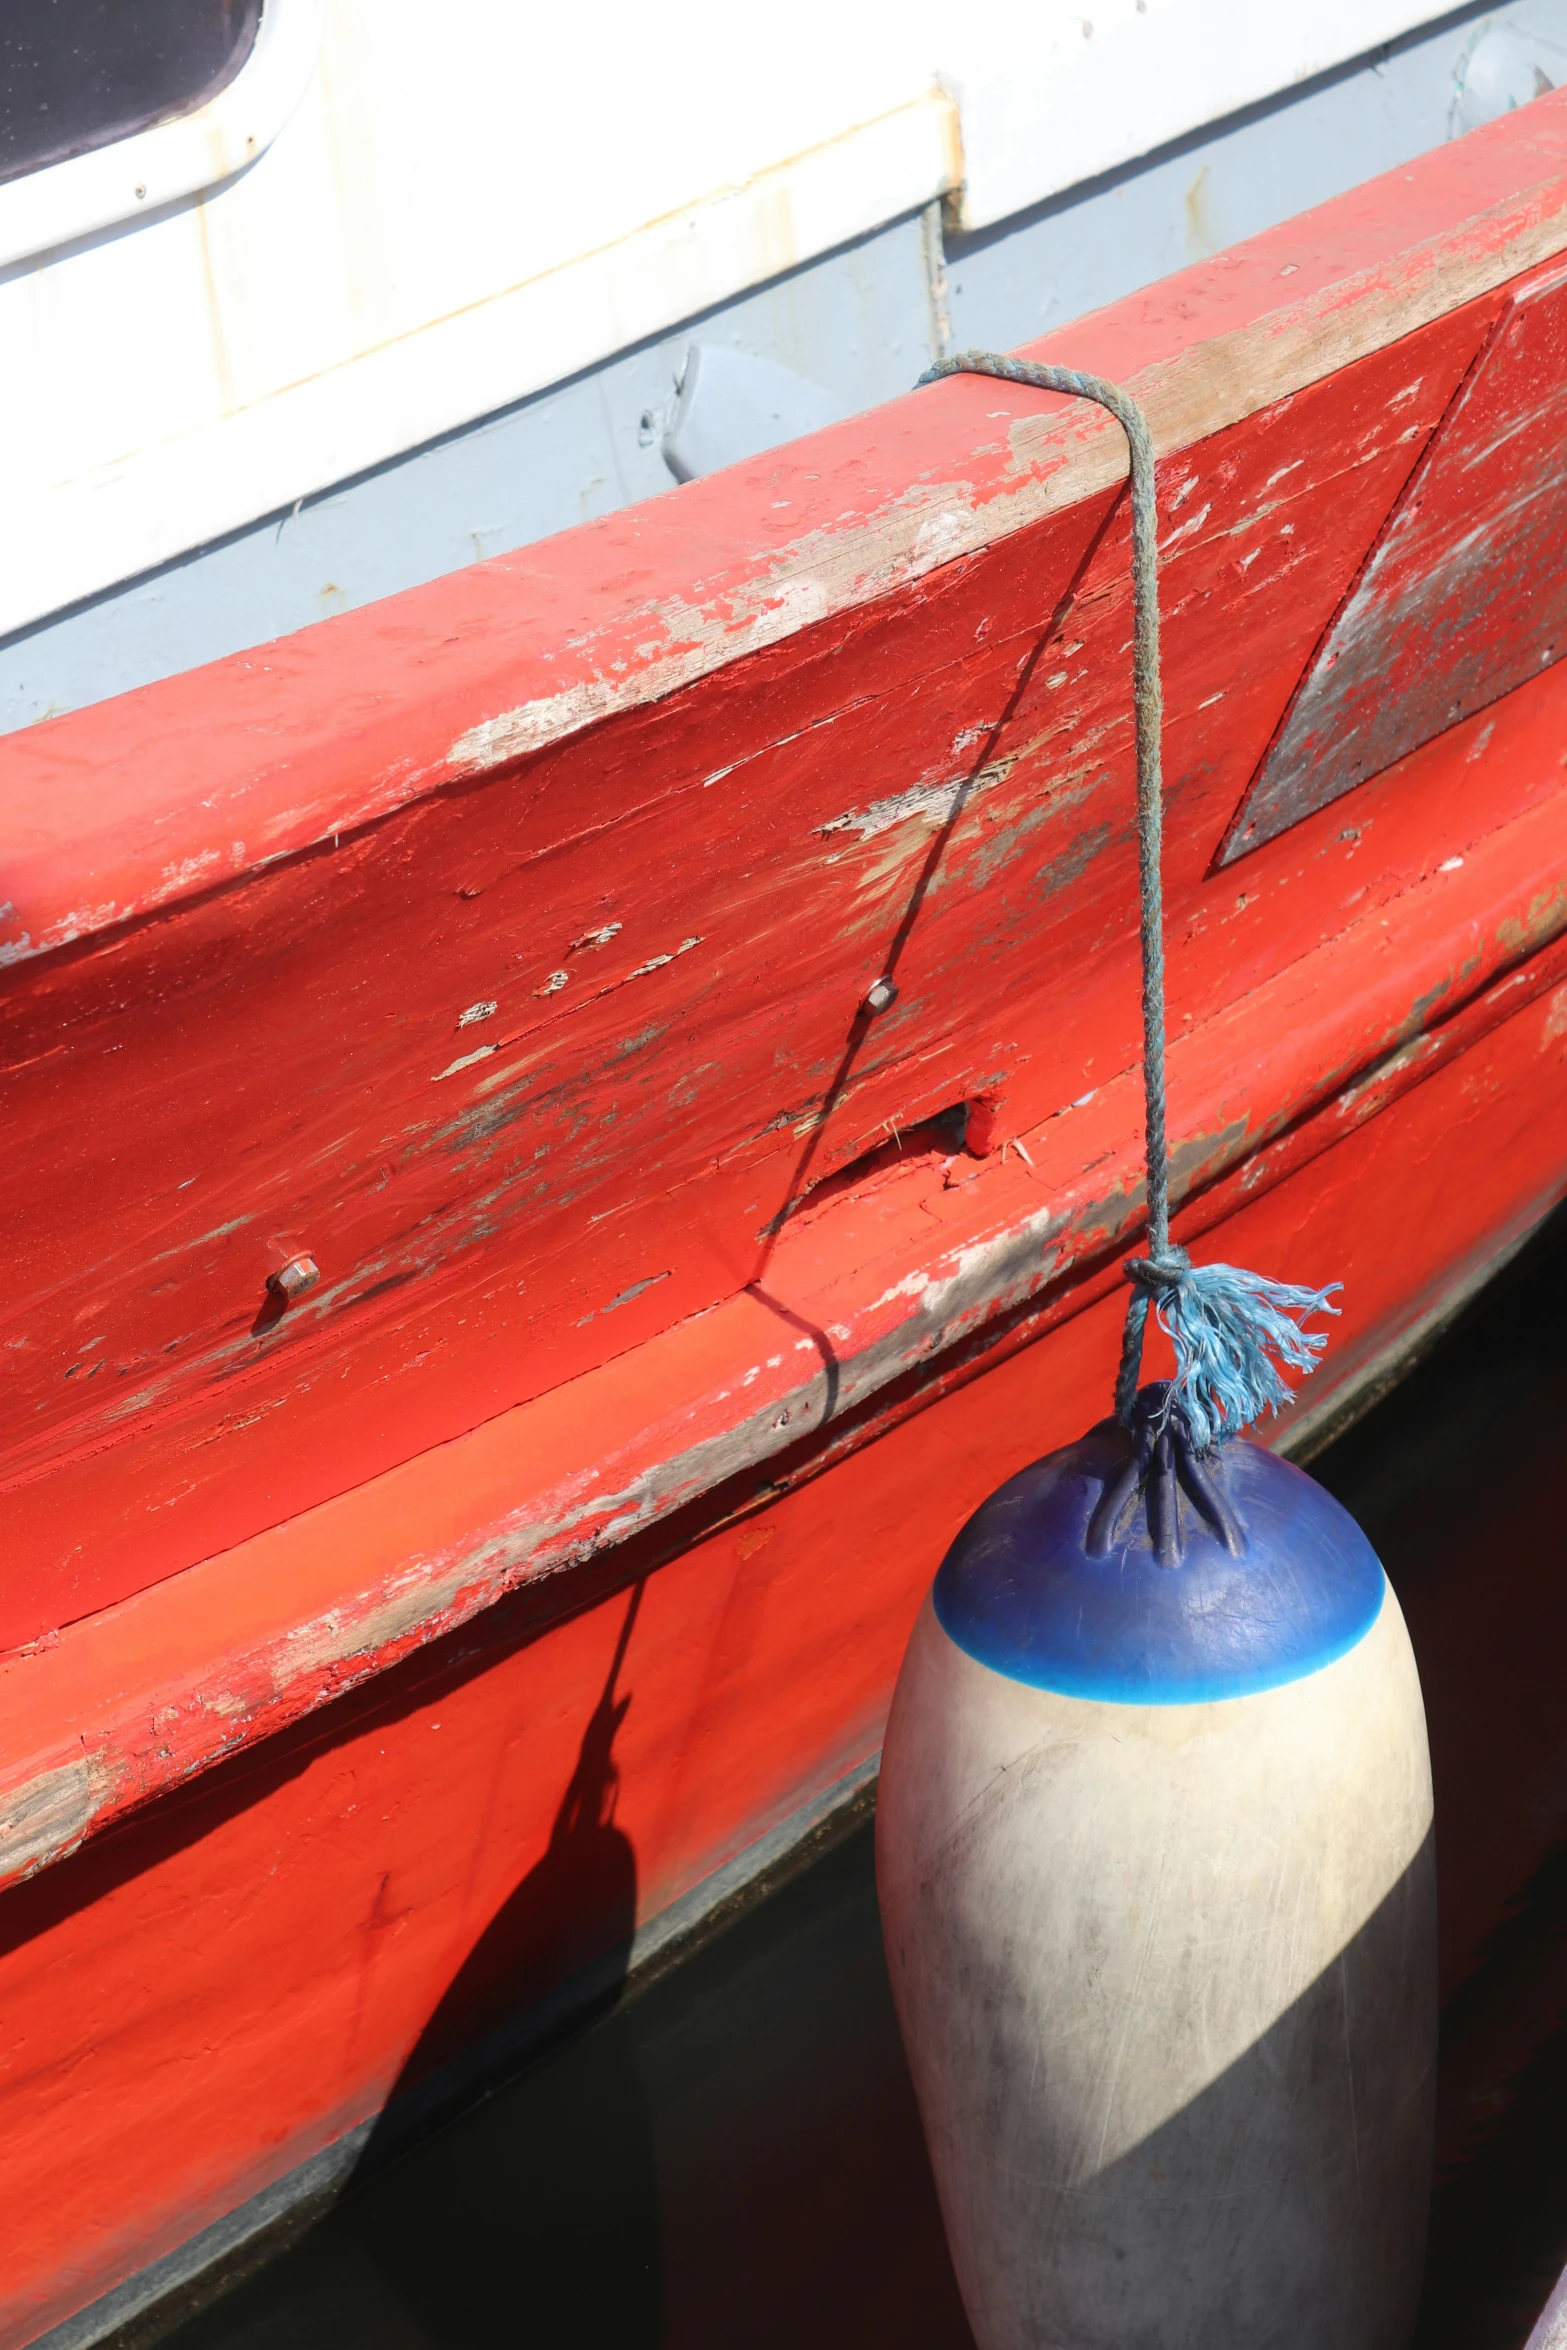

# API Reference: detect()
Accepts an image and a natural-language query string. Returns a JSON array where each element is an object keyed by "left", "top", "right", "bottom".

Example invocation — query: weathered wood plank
[
  {"left": 0, "top": 301, "right": 1511, "bottom": 1634},
  {"left": 1226, "top": 251, "right": 1567, "bottom": 858},
  {"left": 2, "top": 1006, "right": 1560, "bottom": 2350},
  {"left": 2, "top": 100, "right": 1567, "bottom": 1651},
  {"left": 7, "top": 95, "right": 1567, "bottom": 967},
  {"left": 2, "top": 106, "right": 1567, "bottom": 2348}
]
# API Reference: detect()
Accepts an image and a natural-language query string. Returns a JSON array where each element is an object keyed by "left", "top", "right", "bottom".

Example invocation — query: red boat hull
[
  {"left": 1, "top": 965, "right": 1563, "bottom": 2344},
  {"left": 3, "top": 94, "right": 1567, "bottom": 2345}
]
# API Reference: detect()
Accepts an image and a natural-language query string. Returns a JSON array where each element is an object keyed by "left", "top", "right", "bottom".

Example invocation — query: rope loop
[{"left": 1124, "top": 1248, "right": 1190, "bottom": 1294}]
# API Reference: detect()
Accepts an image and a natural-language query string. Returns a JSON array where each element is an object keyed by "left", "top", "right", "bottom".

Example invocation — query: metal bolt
[
  {"left": 267, "top": 1253, "right": 320, "bottom": 1303},
  {"left": 863, "top": 977, "right": 899, "bottom": 1015}
]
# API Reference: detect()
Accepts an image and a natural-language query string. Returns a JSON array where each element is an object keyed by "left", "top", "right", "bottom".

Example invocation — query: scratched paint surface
[
  {"left": 4, "top": 107, "right": 1567, "bottom": 1654},
  {"left": 0, "top": 301, "right": 1515, "bottom": 1641},
  {"left": 9, "top": 78, "right": 1567, "bottom": 982},
  {"left": 1227, "top": 252, "right": 1567, "bottom": 860}
]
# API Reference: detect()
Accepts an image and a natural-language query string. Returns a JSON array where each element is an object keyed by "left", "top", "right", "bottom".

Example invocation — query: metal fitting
[
  {"left": 267, "top": 1253, "right": 320, "bottom": 1303},
  {"left": 863, "top": 977, "right": 899, "bottom": 1016}
]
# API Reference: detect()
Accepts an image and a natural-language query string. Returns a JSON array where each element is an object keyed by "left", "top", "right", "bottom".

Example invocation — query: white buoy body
[{"left": 877, "top": 1425, "right": 1436, "bottom": 2350}]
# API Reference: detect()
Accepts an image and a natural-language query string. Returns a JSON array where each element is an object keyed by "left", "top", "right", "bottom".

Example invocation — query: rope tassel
[{"left": 1122, "top": 1254, "right": 1342, "bottom": 1457}]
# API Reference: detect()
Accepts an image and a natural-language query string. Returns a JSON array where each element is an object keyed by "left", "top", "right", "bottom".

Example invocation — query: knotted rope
[{"left": 918, "top": 350, "right": 1338, "bottom": 1456}]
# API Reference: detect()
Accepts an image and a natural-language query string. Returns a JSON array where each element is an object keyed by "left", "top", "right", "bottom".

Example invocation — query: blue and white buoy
[{"left": 877, "top": 1400, "right": 1435, "bottom": 2350}]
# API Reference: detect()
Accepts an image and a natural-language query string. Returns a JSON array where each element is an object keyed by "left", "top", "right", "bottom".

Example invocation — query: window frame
[{"left": 0, "top": 0, "right": 321, "bottom": 270}]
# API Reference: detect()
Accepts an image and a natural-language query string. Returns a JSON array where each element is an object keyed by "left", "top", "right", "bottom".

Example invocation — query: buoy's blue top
[{"left": 934, "top": 1422, "right": 1385, "bottom": 1704}]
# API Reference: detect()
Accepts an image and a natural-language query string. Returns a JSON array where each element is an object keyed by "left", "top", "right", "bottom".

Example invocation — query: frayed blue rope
[
  {"left": 1112, "top": 1249, "right": 1340, "bottom": 1447},
  {"left": 1140, "top": 1257, "right": 1341, "bottom": 1456}
]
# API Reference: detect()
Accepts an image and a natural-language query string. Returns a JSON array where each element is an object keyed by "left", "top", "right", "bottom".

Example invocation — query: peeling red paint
[
  {"left": 1231, "top": 252, "right": 1567, "bottom": 857},
  {"left": 4, "top": 299, "right": 1562, "bottom": 1636}
]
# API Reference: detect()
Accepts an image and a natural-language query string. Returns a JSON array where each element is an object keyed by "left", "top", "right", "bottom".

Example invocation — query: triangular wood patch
[{"left": 1220, "top": 255, "right": 1567, "bottom": 864}]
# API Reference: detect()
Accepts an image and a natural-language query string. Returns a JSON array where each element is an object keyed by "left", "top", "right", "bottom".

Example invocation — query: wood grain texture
[
  {"left": 0, "top": 108, "right": 1558, "bottom": 1680},
  {"left": 6, "top": 104, "right": 1567, "bottom": 1643},
  {"left": 0, "top": 274, "right": 1548, "bottom": 1632},
  {"left": 1228, "top": 251, "right": 1567, "bottom": 859},
  {"left": 6, "top": 436, "right": 1564, "bottom": 1643}
]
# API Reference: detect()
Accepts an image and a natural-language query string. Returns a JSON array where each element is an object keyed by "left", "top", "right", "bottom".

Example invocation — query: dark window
[{"left": 0, "top": 0, "right": 263, "bottom": 187}]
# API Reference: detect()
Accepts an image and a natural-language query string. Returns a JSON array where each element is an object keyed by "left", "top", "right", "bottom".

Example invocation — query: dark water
[{"left": 167, "top": 1202, "right": 1567, "bottom": 2350}]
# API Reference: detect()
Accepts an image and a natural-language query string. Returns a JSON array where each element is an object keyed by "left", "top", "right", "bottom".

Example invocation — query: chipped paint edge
[{"left": 440, "top": 185, "right": 1567, "bottom": 789}]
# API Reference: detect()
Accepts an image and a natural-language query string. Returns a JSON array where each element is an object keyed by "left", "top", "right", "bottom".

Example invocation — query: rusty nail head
[
  {"left": 268, "top": 1253, "right": 320, "bottom": 1302},
  {"left": 864, "top": 978, "right": 899, "bottom": 1015}
]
